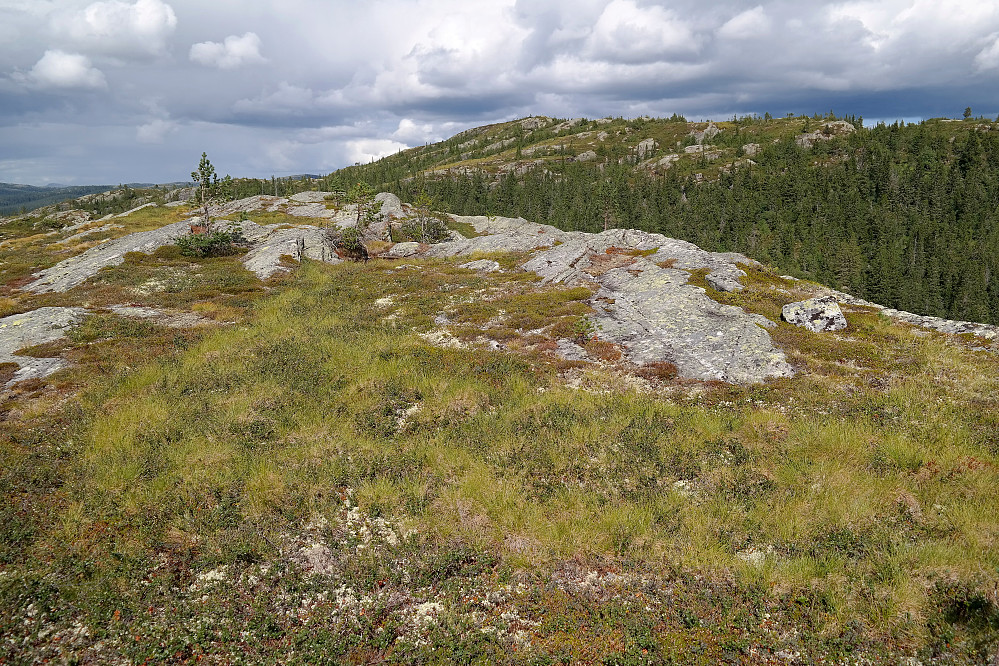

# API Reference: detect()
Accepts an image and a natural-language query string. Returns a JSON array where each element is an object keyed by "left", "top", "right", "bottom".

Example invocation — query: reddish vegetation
[{"left": 634, "top": 360, "right": 679, "bottom": 381}]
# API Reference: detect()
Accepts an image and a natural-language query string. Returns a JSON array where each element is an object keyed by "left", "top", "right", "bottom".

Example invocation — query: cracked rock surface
[
  {"left": 0, "top": 307, "right": 87, "bottom": 386},
  {"left": 425, "top": 217, "right": 792, "bottom": 383}
]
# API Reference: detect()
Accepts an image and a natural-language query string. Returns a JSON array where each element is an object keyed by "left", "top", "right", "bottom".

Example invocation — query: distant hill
[
  {"left": 0, "top": 183, "right": 112, "bottom": 216},
  {"left": 322, "top": 113, "right": 999, "bottom": 325}
]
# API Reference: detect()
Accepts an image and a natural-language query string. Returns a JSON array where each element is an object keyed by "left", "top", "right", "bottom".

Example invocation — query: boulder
[
  {"left": 459, "top": 259, "right": 501, "bottom": 272},
  {"left": 381, "top": 242, "right": 421, "bottom": 259},
  {"left": 782, "top": 297, "right": 847, "bottom": 332},
  {"left": 636, "top": 138, "right": 658, "bottom": 159},
  {"left": 706, "top": 272, "right": 744, "bottom": 293}
]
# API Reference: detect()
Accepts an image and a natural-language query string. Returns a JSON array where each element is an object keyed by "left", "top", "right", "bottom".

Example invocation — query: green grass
[{"left": 1, "top": 255, "right": 998, "bottom": 662}]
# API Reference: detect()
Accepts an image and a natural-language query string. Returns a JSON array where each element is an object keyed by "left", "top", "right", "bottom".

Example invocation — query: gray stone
[
  {"left": 782, "top": 297, "right": 847, "bottom": 332},
  {"left": 289, "top": 191, "right": 331, "bottom": 204},
  {"left": 375, "top": 192, "right": 406, "bottom": 219},
  {"left": 796, "top": 121, "right": 857, "bottom": 148},
  {"left": 520, "top": 117, "right": 550, "bottom": 130},
  {"left": 108, "top": 305, "right": 216, "bottom": 328},
  {"left": 285, "top": 203, "right": 332, "bottom": 218},
  {"left": 242, "top": 226, "right": 335, "bottom": 280},
  {"left": 0, "top": 307, "right": 87, "bottom": 386},
  {"left": 423, "top": 215, "right": 565, "bottom": 258},
  {"left": 459, "top": 259, "right": 501, "bottom": 272},
  {"left": 433, "top": 224, "right": 792, "bottom": 383},
  {"left": 381, "top": 242, "right": 421, "bottom": 258},
  {"left": 742, "top": 143, "right": 761, "bottom": 156},
  {"left": 706, "top": 272, "right": 744, "bottom": 292},
  {"left": 636, "top": 138, "right": 658, "bottom": 159},
  {"left": 114, "top": 202, "right": 158, "bottom": 218},
  {"left": 575, "top": 150, "right": 598, "bottom": 162},
  {"left": 690, "top": 123, "right": 720, "bottom": 144},
  {"left": 25, "top": 220, "right": 197, "bottom": 293}
]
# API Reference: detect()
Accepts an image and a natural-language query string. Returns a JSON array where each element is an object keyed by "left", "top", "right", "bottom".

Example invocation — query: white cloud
[
  {"left": 136, "top": 117, "right": 177, "bottom": 143},
  {"left": 718, "top": 6, "right": 771, "bottom": 39},
  {"left": 190, "top": 32, "right": 266, "bottom": 69},
  {"left": 345, "top": 138, "right": 408, "bottom": 165},
  {"left": 25, "top": 50, "right": 107, "bottom": 90},
  {"left": 586, "top": 0, "right": 699, "bottom": 63},
  {"left": 391, "top": 118, "right": 436, "bottom": 143},
  {"left": 54, "top": 0, "right": 178, "bottom": 57}
]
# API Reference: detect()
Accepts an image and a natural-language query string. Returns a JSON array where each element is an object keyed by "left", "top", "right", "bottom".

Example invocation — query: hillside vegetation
[
  {"left": 0, "top": 183, "right": 113, "bottom": 216},
  {"left": 318, "top": 114, "right": 999, "bottom": 326},
  {"left": 0, "top": 179, "right": 997, "bottom": 662}
]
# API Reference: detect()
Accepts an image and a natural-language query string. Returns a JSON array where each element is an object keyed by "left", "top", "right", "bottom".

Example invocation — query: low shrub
[{"left": 175, "top": 224, "right": 248, "bottom": 258}]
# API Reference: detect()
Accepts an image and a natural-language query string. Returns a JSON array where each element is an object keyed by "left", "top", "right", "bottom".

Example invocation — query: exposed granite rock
[
  {"left": 690, "top": 123, "right": 720, "bottom": 144},
  {"left": 289, "top": 192, "right": 330, "bottom": 204},
  {"left": 108, "top": 305, "right": 216, "bottom": 328},
  {"left": 520, "top": 117, "right": 550, "bottom": 130},
  {"left": 782, "top": 297, "right": 847, "bottom": 332},
  {"left": 426, "top": 220, "right": 790, "bottom": 383},
  {"left": 636, "top": 138, "right": 658, "bottom": 159},
  {"left": 460, "top": 259, "right": 501, "bottom": 272},
  {"left": 381, "top": 242, "right": 421, "bottom": 259},
  {"left": 742, "top": 143, "right": 761, "bottom": 156},
  {"left": 375, "top": 192, "right": 406, "bottom": 220},
  {"left": 242, "top": 226, "right": 336, "bottom": 279},
  {"left": 777, "top": 279, "right": 999, "bottom": 340},
  {"left": 422, "top": 216, "right": 564, "bottom": 258},
  {"left": 796, "top": 121, "right": 857, "bottom": 148},
  {"left": 0, "top": 307, "right": 87, "bottom": 386},
  {"left": 25, "top": 220, "right": 197, "bottom": 293},
  {"left": 706, "top": 272, "right": 744, "bottom": 292},
  {"left": 575, "top": 150, "right": 598, "bottom": 162}
]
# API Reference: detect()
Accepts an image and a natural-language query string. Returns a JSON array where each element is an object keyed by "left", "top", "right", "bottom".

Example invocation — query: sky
[{"left": 2, "top": 0, "right": 999, "bottom": 186}]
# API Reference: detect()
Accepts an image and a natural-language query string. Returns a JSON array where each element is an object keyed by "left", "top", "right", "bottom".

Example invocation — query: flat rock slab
[
  {"left": 0, "top": 307, "right": 87, "bottom": 386},
  {"left": 423, "top": 219, "right": 791, "bottom": 383},
  {"left": 25, "top": 220, "right": 196, "bottom": 293},
  {"left": 782, "top": 297, "right": 847, "bottom": 332},
  {"left": 108, "top": 305, "right": 217, "bottom": 328},
  {"left": 460, "top": 259, "right": 502, "bottom": 272}
]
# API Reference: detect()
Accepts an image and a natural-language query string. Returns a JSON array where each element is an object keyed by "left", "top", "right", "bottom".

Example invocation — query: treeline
[
  {"left": 370, "top": 122, "right": 998, "bottom": 325},
  {"left": 0, "top": 184, "right": 110, "bottom": 216}
]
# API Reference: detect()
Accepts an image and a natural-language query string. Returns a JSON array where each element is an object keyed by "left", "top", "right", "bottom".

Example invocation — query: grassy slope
[{"left": 1, "top": 201, "right": 998, "bottom": 662}]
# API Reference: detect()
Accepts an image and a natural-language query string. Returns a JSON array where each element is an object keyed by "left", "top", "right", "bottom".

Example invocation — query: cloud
[
  {"left": 136, "top": 117, "right": 177, "bottom": 143},
  {"left": 586, "top": 0, "right": 699, "bottom": 63},
  {"left": 718, "top": 6, "right": 771, "bottom": 39},
  {"left": 391, "top": 118, "right": 436, "bottom": 143},
  {"left": 190, "top": 32, "right": 267, "bottom": 69},
  {"left": 4, "top": 0, "right": 999, "bottom": 186},
  {"left": 23, "top": 50, "right": 107, "bottom": 90},
  {"left": 975, "top": 34, "right": 999, "bottom": 70},
  {"left": 345, "top": 138, "right": 408, "bottom": 165},
  {"left": 54, "top": 0, "right": 178, "bottom": 57}
]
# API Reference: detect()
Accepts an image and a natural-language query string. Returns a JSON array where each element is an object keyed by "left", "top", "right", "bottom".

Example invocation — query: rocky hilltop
[
  {"left": 4, "top": 190, "right": 996, "bottom": 388},
  {"left": 2, "top": 184, "right": 999, "bottom": 664}
]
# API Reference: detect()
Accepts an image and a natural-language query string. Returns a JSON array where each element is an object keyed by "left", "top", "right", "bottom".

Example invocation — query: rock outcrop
[
  {"left": 18, "top": 191, "right": 997, "bottom": 389},
  {"left": 782, "top": 297, "right": 848, "bottom": 332},
  {"left": 425, "top": 218, "right": 791, "bottom": 383},
  {"left": 0, "top": 307, "right": 87, "bottom": 385}
]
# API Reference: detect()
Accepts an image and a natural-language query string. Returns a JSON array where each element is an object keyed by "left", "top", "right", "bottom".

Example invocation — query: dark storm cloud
[{"left": 1, "top": 0, "right": 998, "bottom": 184}]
